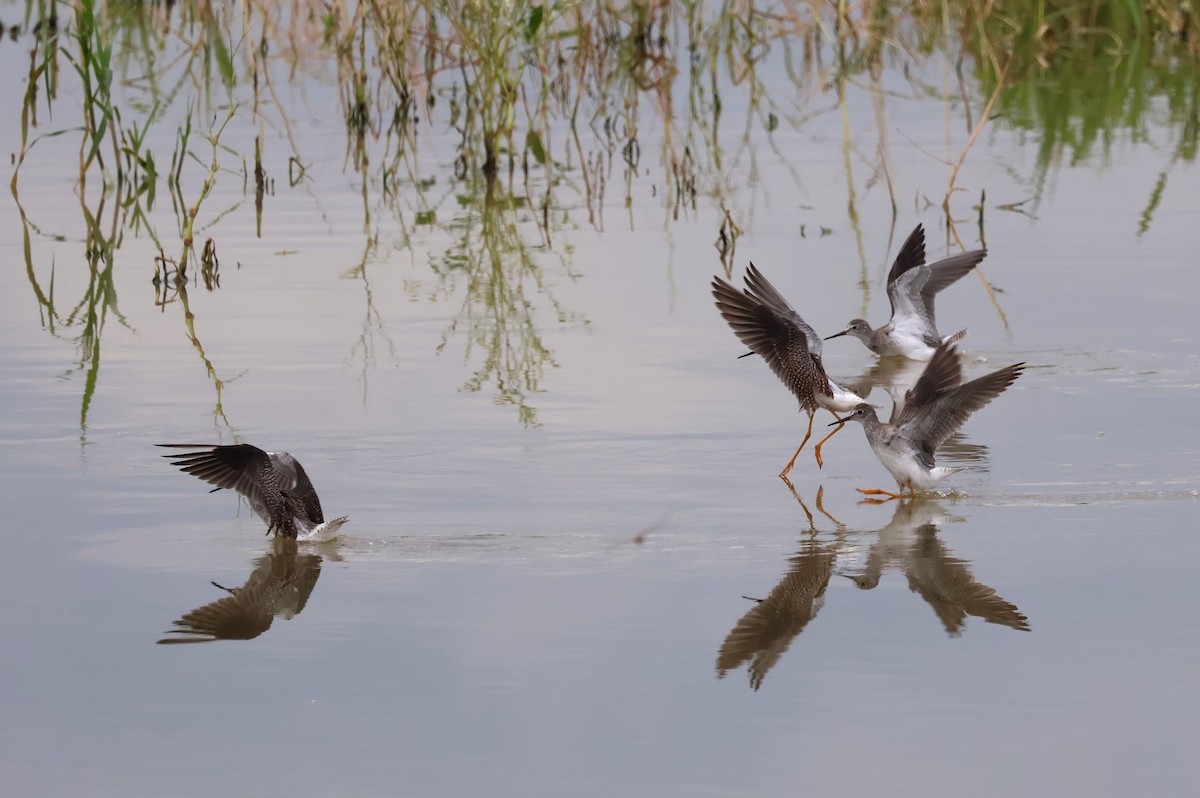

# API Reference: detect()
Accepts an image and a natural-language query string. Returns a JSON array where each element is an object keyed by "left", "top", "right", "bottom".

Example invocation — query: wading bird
[
  {"left": 159, "top": 443, "right": 348, "bottom": 540},
  {"left": 829, "top": 343, "right": 1024, "bottom": 499},
  {"left": 713, "top": 264, "right": 866, "bottom": 476},
  {"left": 825, "top": 224, "right": 986, "bottom": 361}
]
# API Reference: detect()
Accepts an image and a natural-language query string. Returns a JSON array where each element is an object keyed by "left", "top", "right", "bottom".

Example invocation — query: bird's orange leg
[
  {"left": 812, "top": 410, "right": 845, "bottom": 469},
  {"left": 778, "top": 413, "right": 816, "bottom": 478},
  {"left": 856, "top": 487, "right": 904, "bottom": 504},
  {"left": 814, "top": 486, "right": 845, "bottom": 528},
  {"left": 858, "top": 481, "right": 920, "bottom": 503},
  {"left": 856, "top": 487, "right": 903, "bottom": 497},
  {"left": 780, "top": 476, "right": 816, "bottom": 527}
]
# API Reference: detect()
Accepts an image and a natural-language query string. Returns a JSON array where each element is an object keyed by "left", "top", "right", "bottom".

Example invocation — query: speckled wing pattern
[
  {"left": 268, "top": 451, "right": 325, "bottom": 528},
  {"left": 159, "top": 568, "right": 277, "bottom": 643},
  {"left": 716, "top": 539, "right": 835, "bottom": 690},
  {"left": 712, "top": 263, "right": 832, "bottom": 414},
  {"left": 157, "top": 550, "right": 323, "bottom": 643},
  {"left": 158, "top": 444, "right": 326, "bottom": 538}
]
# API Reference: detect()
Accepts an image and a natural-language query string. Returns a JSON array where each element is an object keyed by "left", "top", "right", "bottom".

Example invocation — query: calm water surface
[{"left": 1, "top": 7, "right": 1198, "bottom": 797}]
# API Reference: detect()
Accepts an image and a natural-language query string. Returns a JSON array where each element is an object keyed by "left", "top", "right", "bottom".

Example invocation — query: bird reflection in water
[
  {"left": 839, "top": 355, "right": 928, "bottom": 425},
  {"left": 157, "top": 539, "right": 324, "bottom": 644},
  {"left": 716, "top": 487, "right": 850, "bottom": 691},
  {"left": 841, "top": 501, "right": 1029, "bottom": 636},
  {"left": 717, "top": 492, "right": 1029, "bottom": 690}
]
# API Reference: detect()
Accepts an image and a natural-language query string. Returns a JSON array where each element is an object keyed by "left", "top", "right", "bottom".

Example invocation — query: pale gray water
[{"left": 1, "top": 7, "right": 1199, "bottom": 797}]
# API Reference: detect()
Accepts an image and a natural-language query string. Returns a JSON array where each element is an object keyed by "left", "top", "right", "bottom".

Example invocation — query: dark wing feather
[
  {"left": 712, "top": 265, "right": 831, "bottom": 413},
  {"left": 952, "top": 581, "right": 1030, "bottom": 632},
  {"left": 159, "top": 444, "right": 295, "bottom": 535},
  {"left": 156, "top": 557, "right": 277, "bottom": 643},
  {"left": 741, "top": 263, "right": 824, "bottom": 355},
  {"left": 281, "top": 554, "right": 324, "bottom": 616},
  {"left": 922, "top": 249, "right": 987, "bottom": 299},
  {"left": 917, "top": 249, "right": 987, "bottom": 329},
  {"left": 898, "top": 343, "right": 964, "bottom": 423},
  {"left": 716, "top": 543, "right": 833, "bottom": 691},
  {"left": 907, "top": 527, "right": 1030, "bottom": 634},
  {"left": 885, "top": 224, "right": 926, "bottom": 314},
  {"left": 159, "top": 444, "right": 276, "bottom": 506},
  {"left": 900, "top": 346, "right": 1025, "bottom": 453},
  {"left": 270, "top": 452, "right": 325, "bottom": 524}
]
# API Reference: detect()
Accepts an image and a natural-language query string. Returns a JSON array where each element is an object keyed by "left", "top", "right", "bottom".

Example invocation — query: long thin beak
[
  {"left": 735, "top": 351, "right": 756, "bottom": 359},
  {"left": 827, "top": 417, "right": 848, "bottom": 427},
  {"left": 824, "top": 330, "right": 849, "bottom": 340}
]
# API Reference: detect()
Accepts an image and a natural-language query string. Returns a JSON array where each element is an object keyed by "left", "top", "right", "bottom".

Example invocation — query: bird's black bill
[
  {"left": 827, "top": 418, "right": 847, "bottom": 427},
  {"left": 823, "top": 330, "right": 850, "bottom": 340},
  {"left": 736, "top": 351, "right": 756, "bottom": 359}
]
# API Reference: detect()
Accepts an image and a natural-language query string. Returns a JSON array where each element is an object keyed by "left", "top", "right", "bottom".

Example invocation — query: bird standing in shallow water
[
  {"left": 825, "top": 224, "right": 986, "bottom": 361},
  {"left": 828, "top": 343, "right": 1025, "bottom": 499},
  {"left": 159, "top": 443, "right": 348, "bottom": 540},
  {"left": 712, "top": 263, "right": 866, "bottom": 476}
]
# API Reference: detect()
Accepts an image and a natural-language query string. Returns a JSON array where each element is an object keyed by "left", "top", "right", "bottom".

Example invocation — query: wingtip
[{"left": 888, "top": 223, "right": 928, "bottom": 284}]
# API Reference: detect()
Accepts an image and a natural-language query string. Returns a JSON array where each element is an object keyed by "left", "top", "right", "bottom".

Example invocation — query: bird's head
[
  {"left": 828, "top": 403, "right": 876, "bottom": 427},
  {"left": 825, "top": 319, "right": 872, "bottom": 343}
]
